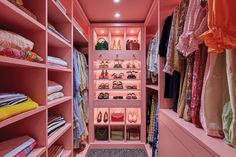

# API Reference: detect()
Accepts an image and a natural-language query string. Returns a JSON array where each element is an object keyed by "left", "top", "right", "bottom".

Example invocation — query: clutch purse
[
  {"left": 111, "top": 111, "right": 124, "bottom": 122},
  {"left": 95, "top": 38, "right": 108, "bottom": 50}
]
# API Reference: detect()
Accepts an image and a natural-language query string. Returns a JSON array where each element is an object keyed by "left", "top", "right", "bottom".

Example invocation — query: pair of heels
[
  {"left": 113, "top": 60, "right": 123, "bottom": 68},
  {"left": 128, "top": 112, "right": 137, "bottom": 123},
  {"left": 98, "top": 93, "right": 109, "bottom": 99},
  {"left": 127, "top": 71, "right": 138, "bottom": 79},
  {"left": 126, "top": 93, "right": 137, "bottom": 99},
  {"left": 112, "top": 39, "right": 122, "bottom": 50},
  {"left": 99, "top": 60, "right": 109, "bottom": 69},
  {"left": 126, "top": 62, "right": 136, "bottom": 69},
  {"left": 98, "top": 83, "right": 109, "bottom": 89},
  {"left": 126, "top": 85, "right": 137, "bottom": 89},
  {"left": 97, "top": 111, "right": 108, "bottom": 123},
  {"left": 99, "top": 70, "right": 109, "bottom": 79},
  {"left": 112, "top": 81, "right": 123, "bottom": 89},
  {"left": 112, "top": 73, "right": 124, "bottom": 79}
]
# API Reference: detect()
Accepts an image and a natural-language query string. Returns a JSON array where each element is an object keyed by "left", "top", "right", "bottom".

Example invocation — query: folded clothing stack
[
  {"left": 8, "top": 0, "right": 38, "bottom": 20},
  {"left": 0, "top": 93, "right": 38, "bottom": 121},
  {"left": 48, "top": 115, "right": 66, "bottom": 136},
  {"left": 0, "top": 136, "right": 36, "bottom": 157},
  {"left": 0, "top": 29, "right": 43, "bottom": 62},
  {"left": 47, "top": 56, "right": 68, "bottom": 68},
  {"left": 48, "top": 80, "right": 64, "bottom": 102},
  {"left": 111, "top": 130, "right": 124, "bottom": 140},
  {"left": 48, "top": 22, "right": 70, "bottom": 43},
  {"left": 48, "top": 145, "right": 64, "bottom": 157}
]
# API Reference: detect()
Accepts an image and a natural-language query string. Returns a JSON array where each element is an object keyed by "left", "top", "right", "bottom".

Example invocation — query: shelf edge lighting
[
  {"left": 113, "top": 0, "right": 120, "bottom": 3},
  {"left": 114, "top": 13, "right": 121, "bottom": 18}
]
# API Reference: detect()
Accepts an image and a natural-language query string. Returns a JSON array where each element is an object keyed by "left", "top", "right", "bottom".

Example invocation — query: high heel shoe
[
  {"left": 117, "top": 39, "right": 121, "bottom": 50},
  {"left": 97, "top": 111, "right": 102, "bottom": 123},
  {"left": 112, "top": 40, "right": 117, "bottom": 50},
  {"left": 104, "top": 112, "right": 108, "bottom": 123},
  {"left": 128, "top": 112, "right": 133, "bottom": 123},
  {"left": 99, "top": 70, "right": 105, "bottom": 79},
  {"left": 132, "top": 112, "right": 137, "bottom": 123},
  {"left": 104, "top": 70, "right": 109, "bottom": 79}
]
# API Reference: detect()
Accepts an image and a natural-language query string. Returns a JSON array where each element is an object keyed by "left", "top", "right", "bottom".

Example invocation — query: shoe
[
  {"left": 117, "top": 40, "right": 121, "bottom": 50},
  {"left": 128, "top": 112, "right": 133, "bottom": 123},
  {"left": 132, "top": 112, "right": 137, "bottom": 123},
  {"left": 103, "top": 93, "right": 109, "bottom": 99},
  {"left": 104, "top": 70, "right": 109, "bottom": 79},
  {"left": 112, "top": 40, "right": 117, "bottom": 50},
  {"left": 131, "top": 93, "right": 137, "bottom": 99},
  {"left": 98, "top": 93, "right": 104, "bottom": 99},
  {"left": 97, "top": 111, "right": 102, "bottom": 123},
  {"left": 98, "top": 83, "right": 105, "bottom": 89},
  {"left": 126, "top": 93, "right": 132, "bottom": 99},
  {"left": 99, "top": 70, "right": 105, "bottom": 79},
  {"left": 104, "top": 112, "right": 108, "bottom": 123}
]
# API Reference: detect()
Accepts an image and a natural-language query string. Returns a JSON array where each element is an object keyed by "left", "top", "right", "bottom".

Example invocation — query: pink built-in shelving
[{"left": 0, "top": 0, "right": 89, "bottom": 157}]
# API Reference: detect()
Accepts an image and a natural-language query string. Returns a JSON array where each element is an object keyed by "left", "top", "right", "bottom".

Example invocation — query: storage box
[
  {"left": 127, "top": 128, "right": 140, "bottom": 141},
  {"left": 111, "top": 130, "right": 124, "bottom": 140},
  {"left": 95, "top": 127, "right": 108, "bottom": 141}
]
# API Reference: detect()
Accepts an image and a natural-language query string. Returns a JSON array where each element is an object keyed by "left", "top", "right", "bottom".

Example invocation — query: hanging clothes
[
  {"left": 152, "top": 98, "right": 158, "bottom": 157},
  {"left": 200, "top": 0, "right": 236, "bottom": 53},
  {"left": 147, "top": 35, "right": 158, "bottom": 83},
  {"left": 148, "top": 95, "right": 158, "bottom": 144}
]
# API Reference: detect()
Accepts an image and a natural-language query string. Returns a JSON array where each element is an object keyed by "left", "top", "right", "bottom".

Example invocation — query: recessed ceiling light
[
  {"left": 114, "top": 13, "right": 120, "bottom": 18},
  {"left": 131, "top": 30, "right": 134, "bottom": 34},
  {"left": 101, "top": 30, "right": 104, "bottom": 34},
  {"left": 116, "top": 30, "right": 119, "bottom": 34},
  {"left": 114, "top": 0, "right": 120, "bottom": 3}
]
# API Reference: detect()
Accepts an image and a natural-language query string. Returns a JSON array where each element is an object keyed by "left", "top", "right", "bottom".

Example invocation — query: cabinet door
[{"left": 158, "top": 121, "right": 194, "bottom": 157}]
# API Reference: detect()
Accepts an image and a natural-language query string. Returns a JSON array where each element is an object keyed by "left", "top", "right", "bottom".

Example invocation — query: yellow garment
[{"left": 0, "top": 98, "right": 38, "bottom": 121}]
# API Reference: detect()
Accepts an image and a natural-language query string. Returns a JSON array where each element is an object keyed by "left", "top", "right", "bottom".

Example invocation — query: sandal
[
  {"left": 112, "top": 81, "right": 118, "bottom": 89},
  {"left": 103, "top": 93, "right": 109, "bottom": 99},
  {"left": 117, "top": 81, "right": 123, "bottom": 89},
  {"left": 105, "top": 83, "right": 109, "bottom": 89},
  {"left": 131, "top": 93, "right": 137, "bottom": 99},
  {"left": 98, "top": 83, "right": 105, "bottom": 89},
  {"left": 126, "top": 93, "right": 132, "bottom": 99},
  {"left": 98, "top": 93, "right": 104, "bottom": 99}
]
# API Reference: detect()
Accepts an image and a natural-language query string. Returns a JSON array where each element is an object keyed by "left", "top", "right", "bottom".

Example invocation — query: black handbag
[
  {"left": 95, "top": 127, "right": 108, "bottom": 140},
  {"left": 95, "top": 38, "right": 108, "bottom": 50}
]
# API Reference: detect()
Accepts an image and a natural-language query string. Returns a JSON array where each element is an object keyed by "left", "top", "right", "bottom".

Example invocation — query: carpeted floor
[{"left": 87, "top": 149, "right": 147, "bottom": 157}]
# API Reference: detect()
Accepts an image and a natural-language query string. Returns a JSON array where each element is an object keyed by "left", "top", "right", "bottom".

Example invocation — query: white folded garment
[{"left": 48, "top": 56, "right": 68, "bottom": 67}]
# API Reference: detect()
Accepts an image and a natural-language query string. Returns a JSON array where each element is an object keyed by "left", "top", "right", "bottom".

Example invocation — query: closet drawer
[
  {"left": 159, "top": 121, "right": 194, "bottom": 157},
  {"left": 160, "top": 110, "right": 213, "bottom": 157}
]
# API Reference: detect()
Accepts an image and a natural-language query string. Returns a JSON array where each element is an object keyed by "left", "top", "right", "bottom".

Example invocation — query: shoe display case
[{"left": 89, "top": 23, "right": 146, "bottom": 145}]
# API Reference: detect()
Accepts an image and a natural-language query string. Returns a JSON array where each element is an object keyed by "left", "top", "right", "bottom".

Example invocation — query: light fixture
[
  {"left": 113, "top": 0, "right": 120, "bottom": 3},
  {"left": 131, "top": 30, "right": 134, "bottom": 34},
  {"left": 101, "top": 30, "right": 104, "bottom": 34},
  {"left": 116, "top": 30, "right": 119, "bottom": 34},
  {"left": 114, "top": 13, "right": 120, "bottom": 18}
]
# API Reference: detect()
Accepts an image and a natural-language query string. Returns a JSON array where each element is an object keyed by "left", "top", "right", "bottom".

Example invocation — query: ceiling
[{"left": 78, "top": 0, "right": 154, "bottom": 23}]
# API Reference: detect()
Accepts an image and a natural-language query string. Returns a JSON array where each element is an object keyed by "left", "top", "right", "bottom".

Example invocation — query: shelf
[
  {"left": 0, "top": 0, "right": 45, "bottom": 30},
  {"left": 96, "top": 89, "right": 140, "bottom": 92},
  {"left": 160, "top": 109, "right": 236, "bottom": 157},
  {"left": 93, "top": 50, "right": 141, "bottom": 54},
  {"left": 73, "top": 19, "right": 88, "bottom": 47},
  {"left": 110, "top": 122, "right": 125, "bottom": 125},
  {"left": 0, "top": 106, "right": 46, "bottom": 128},
  {"left": 94, "top": 68, "right": 141, "bottom": 71},
  {"left": 0, "top": 56, "right": 46, "bottom": 69},
  {"left": 48, "top": 65, "right": 72, "bottom": 73},
  {"left": 126, "top": 123, "right": 141, "bottom": 126},
  {"left": 48, "top": 123, "right": 72, "bottom": 148},
  {"left": 146, "top": 84, "right": 158, "bottom": 91},
  {"left": 61, "top": 150, "right": 72, "bottom": 157},
  {"left": 94, "top": 100, "right": 141, "bottom": 107},
  {"left": 48, "top": 0, "right": 71, "bottom": 24},
  {"left": 47, "top": 96, "right": 72, "bottom": 108},
  {"left": 94, "top": 122, "right": 109, "bottom": 126},
  {"left": 28, "top": 147, "right": 46, "bottom": 157},
  {"left": 95, "top": 79, "right": 141, "bottom": 81},
  {"left": 48, "top": 29, "right": 72, "bottom": 48}
]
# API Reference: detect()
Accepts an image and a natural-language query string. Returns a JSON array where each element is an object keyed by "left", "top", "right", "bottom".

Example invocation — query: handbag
[
  {"left": 95, "top": 127, "right": 108, "bottom": 140},
  {"left": 126, "top": 40, "right": 140, "bottom": 50},
  {"left": 95, "top": 38, "right": 108, "bottom": 50},
  {"left": 111, "top": 111, "right": 124, "bottom": 122}
]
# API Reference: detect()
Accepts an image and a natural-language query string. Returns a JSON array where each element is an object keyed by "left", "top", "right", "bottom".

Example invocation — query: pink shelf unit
[{"left": 89, "top": 23, "right": 146, "bottom": 147}]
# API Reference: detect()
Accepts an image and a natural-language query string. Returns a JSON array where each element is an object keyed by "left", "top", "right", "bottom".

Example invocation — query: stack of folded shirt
[
  {"left": 0, "top": 93, "right": 38, "bottom": 121},
  {"left": 47, "top": 56, "right": 68, "bottom": 68},
  {"left": 48, "top": 145, "right": 64, "bottom": 157},
  {"left": 48, "top": 116, "right": 66, "bottom": 136},
  {"left": 0, "top": 136, "right": 36, "bottom": 157},
  {"left": 48, "top": 80, "right": 64, "bottom": 102},
  {"left": 0, "top": 29, "right": 43, "bottom": 62},
  {"left": 48, "top": 22, "right": 70, "bottom": 43}
]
